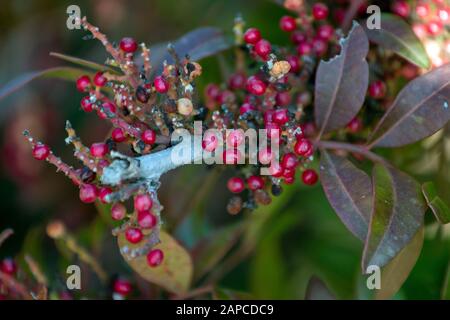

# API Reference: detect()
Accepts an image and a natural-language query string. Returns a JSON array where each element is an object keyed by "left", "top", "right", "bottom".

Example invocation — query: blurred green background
[{"left": 0, "top": 0, "right": 449, "bottom": 299}]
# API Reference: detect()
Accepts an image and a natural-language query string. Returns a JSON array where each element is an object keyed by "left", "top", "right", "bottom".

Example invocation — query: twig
[
  {"left": 0, "top": 228, "right": 14, "bottom": 248},
  {"left": 24, "top": 255, "right": 48, "bottom": 286},
  {"left": 0, "top": 271, "right": 33, "bottom": 300},
  {"left": 315, "top": 140, "right": 389, "bottom": 165}
]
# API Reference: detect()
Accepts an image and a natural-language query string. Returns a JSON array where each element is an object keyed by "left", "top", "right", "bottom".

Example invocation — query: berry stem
[{"left": 316, "top": 140, "right": 389, "bottom": 165}]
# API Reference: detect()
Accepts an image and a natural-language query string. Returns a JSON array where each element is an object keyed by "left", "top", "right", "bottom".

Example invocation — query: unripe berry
[
  {"left": 90, "top": 143, "right": 108, "bottom": 158},
  {"left": 119, "top": 37, "right": 138, "bottom": 53},
  {"left": 81, "top": 96, "right": 93, "bottom": 112},
  {"left": 98, "top": 101, "right": 117, "bottom": 119},
  {"left": 137, "top": 211, "right": 157, "bottom": 229},
  {"left": 280, "top": 16, "right": 296, "bottom": 32},
  {"left": 281, "top": 152, "right": 298, "bottom": 170},
  {"left": 0, "top": 258, "right": 17, "bottom": 275},
  {"left": 246, "top": 77, "right": 267, "bottom": 95},
  {"left": 368, "top": 80, "right": 386, "bottom": 99},
  {"left": 153, "top": 76, "right": 170, "bottom": 93},
  {"left": 294, "top": 138, "right": 313, "bottom": 157},
  {"left": 312, "top": 3, "right": 329, "bottom": 20},
  {"left": 239, "top": 102, "right": 256, "bottom": 115},
  {"left": 32, "top": 144, "right": 50, "bottom": 160},
  {"left": 243, "top": 28, "right": 261, "bottom": 44},
  {"left": 113, "top": 279, "right": 132, "bottom": 296},
  {"left": 147, "top": 249, "right": 164, "bottom": 267},
  {"left": 247, "top": 175, "right": 265, "bottom": 190},
  {"left": 125, "top": 227, "right": 143, "bottom": 244},
  {"left": 141, "top": 129, "right": 156, "bottom": 145},
  {"left": 273, "top": 108, "right": 289, "bottom": 125},
  {"left": 98, "top": 187, "right": 112, "bottom": 204},
  {"left": 227, "top": 177, "right": 245, "bottom": 193},
  {"left": 76, "top": 75, "right": 91, "bottom": 92},
  {"left": 254, "top": 39, "right": 272, "bottom": 60},
  {"left": 228, "top": 73, "right": 246, "bottom": 90},
  {"left": 93, "top": 72, "right": 107, "bottom": 87},
  {"left": 79, "top": 184, "right": 98, "bottom": 203},
  {"left": 111, "top": 128, "right": 127, "bottom": 143},
  {"left": 302, "top": 169, "right": 318, "bottom": 185},
  {"left": 392, "top": 0, "right": 410, "bottom": 18},
  {"left": 111, "top": 203, "right": 126, "bottom": 221},
  {"left": 134, "top": 194, "right": 153, "bottom": 212}
]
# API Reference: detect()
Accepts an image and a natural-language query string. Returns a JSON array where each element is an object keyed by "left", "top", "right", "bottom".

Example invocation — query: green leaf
[
  {"left": 422, "top": 182, "right": 450, "bottom": 224},
  {"left": 0, "top": 67, "right": 91, "bottom": 101},
  {"left": 364, "top": 13, "right": 430, "bottom": 69},
  {"left": 319, "top": 151, "right": 371, "bottom": 241},
  {"left": 213, "top": 287, "right": 255, "bottom": 300},
  {"left": 314, "top": 22, "right": 369, "bottom": 136},
  {"left": 305, "top": 276, "right": 336, "bottom": 300},
  {"left": 368, "top": 64, "right": 450, "bottom": 148},
  {"left": 375, "top": 226, "right": 424, "bottom": 300},
  {"left": 50, "top": 52, "right": 119, "bottom": 73},
  {"left": 362, "top": 164, "right": 426, "bottom": 270},
  {"left": 118, "top": 231, "right": 193, "bottom": 294}
]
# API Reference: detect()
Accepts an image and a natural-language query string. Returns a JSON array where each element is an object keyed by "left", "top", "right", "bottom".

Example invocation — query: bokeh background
[{"left": 0, "top": 0, "right": 449, "bottom": 299}]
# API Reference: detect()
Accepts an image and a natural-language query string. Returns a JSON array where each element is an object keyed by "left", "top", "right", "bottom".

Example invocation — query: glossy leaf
[
  {"left": 0, "top": 67, "right": 90, "bottom": 101},
  {"left": 422, "top": 182, "right": 450, "bottom": 224},
  {"left": 50, "top": 52, "right": 118, "bottom": 73},
  {"left": 149, "top": 27, "right": 232, "bottom": 74},
  {"left": 319, "top": 150, "right": 371, "bottom": 241},
  {"left": 118, "top": 230, "right": 193, "bottom": 294},
  {"left": 314, "top": 22, "right": 369, "bottom": 136},
  {"left": 305, "top": 276, "right": 336, "bottom": 300},
  {"left": 362, "top": 164, "right": 426, "bottom": 270},
  {"left": 364, "top": 13, "right": 429, "bottom": 69},
  {"left": 375, "top": 227, "right": 424, "bottom": 300},
  {"left": 369, "top": 64, "right": 450, "bottom": 148}
]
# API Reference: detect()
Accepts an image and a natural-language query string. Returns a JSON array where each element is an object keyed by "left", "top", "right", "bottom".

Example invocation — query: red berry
[
  {"left": 202, "top": 131, "right": 219, "bottom": 152},
  {"left": 269, "top": 162, "right": 283, "bottom": 177},
  {"left": 265, "top": 122, "right": 281, "bottom": 142},
  {"left": 273, "top": 108, "right": 289, "bottom": 125},
  {"left": 294, "top": 138, "right": 313, "bottom": 157},
  {"left": 76, "top": 75, "right": 91, "bottom": 92},
  {"left": 134, "top": 194, "right": 152, "bottom": 212},
  {"left": 119, "top": 37, "right": 138, "bottom": 53},
  {"left": 228, "top": 73, "right": 246, "bottom": 90},
  {"left": 113, "top": 279, "right": 132, "bottom": 296},
  {"left": 283, "top": 167, "right": 296, "bottom": 178},
  {"left": 226, "top": 130, "right": 244, "bottom": 147},
  {"left": 223, "top": 149, "right": 242, "bottom": 164},
  {"left": 153, "top": 76, "right": 170, "bottom": 93},
  {"left": 216, "top": 90, "right": 235, "bottom": 104},
  {"left": 32, "top": 144, "right": 50, "bottom": 160},
  {"left": 93, "top": 72, "right": 107, "bottom": 87},
  {"left": 254, "top": 39, "right": 272, "bottom": 60},
  {"left": 81, "top": 96, "right": 93, "bottom": 112},
  {"left": 416, "top": 3, "right": 429, "bottom": 18},
  {"left": 317, "top": 24, "right": 334, "bottom": 40},
  {"left": 97, "top": 101, "right": 117, "bottom": 119},
  {"left": 312, "top": 3, "right": 329, "bottom": 20},
  {"left": 0, "top": 258, "right": 17, "bottom": 275},
  {"left": 281, "top": 152, "right": 298, "bottom": 170},
  {"left": 239, "top": 102, "right": 256, "bottom": 115},
  {"left": 276, "top": 92, "right": 292, "bottom": 106},
  {"left": 125, "top": 227, "right": 143, "bottom": 244},
  {"left": 227, "top": 177, "right": 245, "bottom": 193},
  {"left": 141, "top": 129, "right": 156, "bottom": 145},
  {"left": 205, "top": 83, "right": 220, "bottom": 100},
  {"left": 427, "top": 20, "right": 443, "bottom": 35},
  {"left": 243, "top": 28, "right": 261, "bottom": 44},
  {"left": 280, "top": 16, "right": 296, "bottom": 32},
  {"left": 368, "top": 80, "right": 386, "bottom": 99},
  {"left": 90, "top": 143, "right": 108, "bottom": 158},
  {"left": 346, "top": 117, "right": 363, "bottom": 133},
  {"left": 111, "top": 203, "right": 126, "bottom": 221},
  {"left": 392, "top": 1, "right": 410, "bottom": 18},
  {"left": 297, "top": 42, "right": 312, "bottom": 56},
  {"left": 302, "top": 169, "right": 318, "bottom": 185},
  {"left": 98, "top": 187, "right": 112, "bottom": 204},
  {"left": 137, "top": 211, "right": 157, "bottom": 229},
  {"left": 147, "top": 249, "right": 164, "bottom": 267},
  {"left": 79, "top": 184, "right": 98, "bottom": 203},
  {"left": 246, "top": 77, "right": 267, "bottom": 95},
  {"left": 291, "top": 31, "right": 307, "bottom": 44},
  {"left": 247, "top": 176, "right": 265, "bottom": 190},
  {"left": 111, "top": 128, "right": 127, "bottom": 143},
  {"left": 286, "top": 55, "right": 300, "bottom": 73},
  {"left": 284, "top": 175, "right": 295, "bottom": 185}
]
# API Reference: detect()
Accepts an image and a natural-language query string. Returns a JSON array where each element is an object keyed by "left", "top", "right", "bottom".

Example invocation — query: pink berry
[
  {"left": 32, "top": 144, "right": 50, "bottom": 160},
  {"left": 247, "top": 176, "right": 265, "bottom": 190},
  {"left": 246, "top": 77, "right": 267, "bottom": 95},
  {"left": 226, "top": 130, "right": 244, "bottom": 147},
  {"left": 281, "top": 152, "right": 298, "bottom": 170},
  {"left": 113, "top": 279, "right": 132, "bottom": 296},
  {"left": 111, "top": 128, "right": 127, "bottom": 143},
  {"left": 392, "top": 1, "right": 410, "bottom": 18},
  {"left": 79, "top": 184, "right": 98, "bottom": 203},
  {"left": 93, "top": 72, "right": 107, "bottom": 87},
  {"left": 312, "top": 3, "right": 329, "bottom": 20},
  {"left": 239, "top": 102, "right": 256, "bottom": 115},
  {"left": 273, "top": 109, "right": 289, "bottom": 125},
  {"left": 98, "top": 187, "right": 112, "bottom": 204},
  {"left": 137, "top": 211, "right": 157, "bottom": 229},
  {"left": 147, "top": 249, "right": 164, "bottom": 267},
  {"left": 227, "top": 177, "right": 245, "bottom": 193},
  {"left": 81, "top": 96, "right": 93, "bottom": 112},
  {"left": 302, "top": 169, "right": 318, "bottom": 185},
  {"left": 125, "top": 227, "right": 143, "bottom": 244},
  {"left": 205, "top": 83, "right": 220, "bottom": 100},
  {"left": 294, "top": 138, "right": 313, "bottom": 157},
  {"left": 297, "top": 42, "right": 312, "bottom": 56},
  {"left": 291, "top": 31, "right": 307, "bottom": 44},
  {"left": 317, "top": 24, "right": 334, "bottom": 40},
  {"left": 368, "top": 80, "right": 386, "bottom": 99},
  {"left": 416, "top": 3, "right": 429, "bottom": 18},
  {"left": 243, "top": 28, "right": 261, "bottom": 44},
  {"left": 202, "top": 131, "right": 219, "bottom": 152},
  {"left": 228, "top": 73, "right": 246, "bottom": 90},
  {"left": 141, "top": 129, "right": 156, "bottom": 145},
  {"left": 153, "top": 76, "right": 170, "bottom": 93},
  {"left": 90, "top": 143, "right": 108, "bottom": 158},
  {"left": 111, "top": 203, "right": 126, "bottom": 221},
  {"left": 269, "top": 162, "right": 283, "bottom": 177},
  {"left": 76, "top": 75, "right": 91, "bottom": 92},
  {"left": 286, "top": 55, "right": 301, "bottom": 73},
  {"left": 254, "top": 39, "right": 272, "bottom": 60},
  {"left": 119, "top": 37, "right": 138, "bottom": 53},
  {"left": 427, "top": 20, "right": 443, "bottom": 35},
  {"left": 280, "top": 16, "right": 297, "bottom": 32},
  {"left": 134, "top": 194, "right": 152, "bottom": 212}
]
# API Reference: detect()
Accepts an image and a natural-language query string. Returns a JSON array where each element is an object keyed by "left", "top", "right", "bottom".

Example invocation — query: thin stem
[{"left": 316, "top": 140, "right": 389, "bottom": 165}]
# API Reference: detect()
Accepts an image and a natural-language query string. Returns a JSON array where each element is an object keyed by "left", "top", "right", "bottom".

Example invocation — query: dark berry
[
  {"left": 136, "top": 85, "right": 150, "bottom": 103},
  {"left": 271, "top": 184, "right": 283, "bottom": 196},
  {"left": 98, "top": 101, "right": 117, "bottom": 119}
]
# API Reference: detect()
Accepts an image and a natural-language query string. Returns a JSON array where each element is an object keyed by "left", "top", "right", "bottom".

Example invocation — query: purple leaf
[
  {"left": 362, "top": 164, "right": 426, "bottom": 270},
  {"left": 368, "top": 64, "right": 450, "bottom": 148},
  {"left": 319, "top": 150, "right": 371, "bottom": 241},
  {"left": 314, "top": 22, "right": 369, "bottom": 138},
  {"left": 364, "top": 13, "right": 430, "bottom": 69}
]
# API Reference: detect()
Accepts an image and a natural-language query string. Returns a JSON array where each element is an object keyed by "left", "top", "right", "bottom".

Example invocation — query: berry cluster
[{"left": 0, "top": 257, "right": 18, "bottom": 299}]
